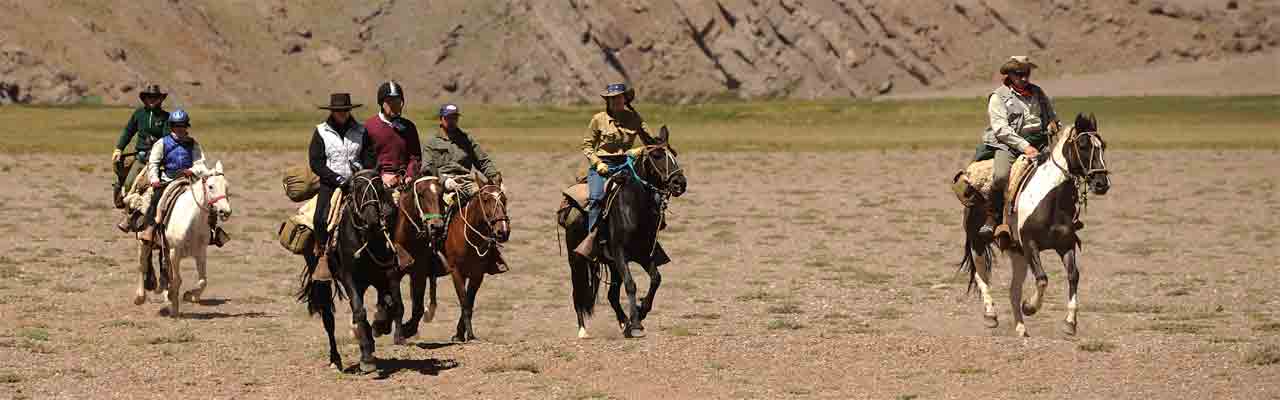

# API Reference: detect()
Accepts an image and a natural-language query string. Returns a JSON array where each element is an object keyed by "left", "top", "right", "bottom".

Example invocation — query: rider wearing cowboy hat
[
  {"left": 113, "top": 84, "right": 170, "bottom": 208},
  {"left": 309, "top": 93, "right": 374, "bottom": 280},
  {"left": 576, "top": 83, "right": 658, "bottom": 256},
  {"left": 978, "top": 56, "right": 1060, "bottom": 240}
]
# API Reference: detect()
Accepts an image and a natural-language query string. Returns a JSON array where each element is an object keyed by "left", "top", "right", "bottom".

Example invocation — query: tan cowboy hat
[
  {"left": 318, "top": 93, "right": 363, "bottom": 110},
  {"left": 600, "top": 83, "right": 636, "bottom": 103},
  {"left": 999, "top": 56, "right": 1038, "bottom": 75}
]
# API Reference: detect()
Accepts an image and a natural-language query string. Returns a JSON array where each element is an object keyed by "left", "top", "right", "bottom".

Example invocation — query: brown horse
[
  {"left": 435, "top": 175, "right": 510, "bottom": 342},
  {"left": 381, "top": 177, "right": 448, "bottom": 341}
]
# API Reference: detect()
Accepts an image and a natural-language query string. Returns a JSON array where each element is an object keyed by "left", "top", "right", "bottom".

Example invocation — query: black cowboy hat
[
  {"left": 600, "top": 83, "right": 636, "bottom": 103},
  {"left": 138, "top": 84, "right": 167, "bottom": 102},
  {"left": 318, "top": 93, "right": 363, "bottom": 110}
]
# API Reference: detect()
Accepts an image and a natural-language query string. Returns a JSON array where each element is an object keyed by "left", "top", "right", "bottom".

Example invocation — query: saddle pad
[
  {"left": 562, "top": 183, "right": 589, "bottom": 210},
  {"left": 154, "top": 178, "right": 193, "bottom": 226},
  {"left": 953, "top": 156, "right": 1033, "bottom": 205},
  {"left": 296, "top": 189, "right": 344, "bottom": 233}
]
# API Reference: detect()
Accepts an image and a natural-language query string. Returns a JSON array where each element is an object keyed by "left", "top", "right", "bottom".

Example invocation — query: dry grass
[
  {"left": 1245, "top": 344, "right": 1280, "bottom": 366},
  {"left": 482, "top": 361, "right": 541, "bottom": 374},
  {"left": 1078, "top": 340, "right": 1118, "bottom": 353}
]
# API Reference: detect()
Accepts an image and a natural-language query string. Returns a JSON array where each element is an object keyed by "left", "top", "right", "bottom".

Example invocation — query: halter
[
  {"left": 1049, "top": 127, "right": 1109, "bottom": 225},
  {"left": 193, "top": 172, "right": 228, "bottom": 212},
  {"left": 461, "top": 185, "right": 509, "bottom": 256},
  {"left": 620, "top": 144, "right": 684, "bottom": 258}
]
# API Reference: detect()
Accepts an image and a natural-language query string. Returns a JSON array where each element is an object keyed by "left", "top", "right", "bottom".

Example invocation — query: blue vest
[{"left": 162, "top": 134, "right": 194, "bottom": 173}]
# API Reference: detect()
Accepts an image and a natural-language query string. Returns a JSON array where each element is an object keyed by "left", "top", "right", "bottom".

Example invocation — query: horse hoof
[
  {"left": 1060, "top": 320, "right": 1077, "bottom": 336},
  {"left": 133, "top": 293, "right": 146, "bottom": 306},
  {"left": 983, "top": 314, "right": 999, "bottom": 328},
  {"left": 359, "top": 360, "right": 377, "bottom": 373},
  {"left": 1021, "top": 302, "right": 1039, "bottom": 316},
  {"left": 1015, "top": 324, "right": 1029, "bottom": 338},
  {"left": 451, "top": 335, "right": 466, "bottom": 343},
  {"left": 182, "top": 291, "right": 200, "bottom": 303},
  {"left": 577, "top": 327, "right": 590, "bottom": 339},
  {"left": 372, "top": 321, "right": 391, "bottom": 337},
  {"left": 625, "top": 328, "right": 646, "bottom": 339}
]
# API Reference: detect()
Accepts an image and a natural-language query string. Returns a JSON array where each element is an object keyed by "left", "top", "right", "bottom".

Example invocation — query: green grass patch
[
  {"left": 1245, "top": 344, "right": 1280, "bottom": 366},
  {"left": 767, "top": 303, "right": 804, "bottom": 315},
  {"left": 766, "top": 319, "right": 805, "bottom": 330},
  {"left": 139, "top": 330, "right": 197, "bottom": 345},
  {"left": 16, "top": 327, "right": 49, "bottom": 342},
  {"left": 1142, "top": 323, "right": 1209, "bottom": 335},
  {"left": 4, "top": 96, "right": 1278, "bottom": 154},
  {"left": 1078, "top": 340, "right": 1118, "bottom": 353}
]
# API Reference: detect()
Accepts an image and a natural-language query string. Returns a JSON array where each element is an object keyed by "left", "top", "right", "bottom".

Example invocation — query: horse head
[
  {"left": 350, "top": 170, "right": 394, "bottom": 235},
  {"left": 1068, "top": 113, "right": 1110, "bottom": 195},
  {"left": 204, "top": 160, "right": 233, "bottom": 221},
  {"left": 471, "top": 171, "right": 510, "bottom": 243},
  {"left": 405, "top": 177, "right": 446, "bottom": 240},
  {"left": 637, "top": 125, "right": 687, "bottom": 197}
]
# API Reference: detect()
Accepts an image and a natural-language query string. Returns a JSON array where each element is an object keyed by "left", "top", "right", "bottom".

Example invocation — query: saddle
[
  {"left": 951, "top": 156, "right": 1034, "bottom": 210},
  {"left": 296, "top": 189, "right": 345, "bottom": 233},
  {"left": 557, "top": 176, "right": 623, "bottom": 228}
]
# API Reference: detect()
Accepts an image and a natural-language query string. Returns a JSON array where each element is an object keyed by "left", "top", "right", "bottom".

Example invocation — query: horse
[
  {"left": 435, "top": 173, "right": 510, "bottom": 342},
  {"left": 132, "top": 161, "right": 232, "bottom": 318},
  {"left": 384, "top": 176, "right": 448, "bottom": 341},
  {"left": 563, "top": 127, "right": 687, "bottom": 339},
  {"left": 958, "top": 113, "right": 1111, "bottom": 337},
  {"left": 297, "top": 170, "right": 403, "bottom": 372}
]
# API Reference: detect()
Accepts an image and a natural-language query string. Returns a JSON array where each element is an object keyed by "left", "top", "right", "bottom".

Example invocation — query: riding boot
[
  {"left": 312, "top": 243, "right": 332, "bottom": 281},
  {"left": 112, "top": 184, "right": 126, "bottom": 209},
  {"left": 140, "top": 224, "right": 156, "bottom": 243},
  {"left": 978, "top": 195, "right": 1000, "bottom": 241},
  {"left": 487, "top": 249, "right": 509, "bottom": 275},
  {"left": 574, "top": 229, "right": 599, "bottom": 260},
  {"left": 117, "top": 211, "right": 139, "bottom": 233}
]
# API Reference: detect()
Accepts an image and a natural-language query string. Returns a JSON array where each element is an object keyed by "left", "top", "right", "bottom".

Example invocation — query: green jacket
[
  {"left": 420, "top": 128, "right": 500, "bottom": 180},
  {"left": 115, "top": 106, "right": 170, "bottom": 157}
]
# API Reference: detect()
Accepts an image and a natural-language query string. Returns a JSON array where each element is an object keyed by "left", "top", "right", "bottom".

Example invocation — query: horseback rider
[
  {"left": 112, "top": 84, "right": 169, "bottom": 208},
  {"left": 419, "top": 103, "right": 507, "bottom": 274},
  {"left": 978, "top": 56, "right": 1060, "bottom": 240},
  {"left": 132, "top": 109, "right": 225, "bottom": 246},
  {"left": 578, "top": 83, "right": 658, "bottom": 253},
  {"left": 364, "top": 80, "right": 422, "bottom": 198},
  {"left": 308, "top": 93, "right": 374, "bottom": 280}
]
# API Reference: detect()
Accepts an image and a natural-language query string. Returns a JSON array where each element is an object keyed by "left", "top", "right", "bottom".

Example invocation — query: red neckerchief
[{"left": 1004, "top": 77, "right": 1034, "bottom": 97}]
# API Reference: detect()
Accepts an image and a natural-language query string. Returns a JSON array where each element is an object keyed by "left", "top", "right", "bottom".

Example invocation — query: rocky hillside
[{"left": 0, "top": 0, "right": 1275, "bottom": 106}]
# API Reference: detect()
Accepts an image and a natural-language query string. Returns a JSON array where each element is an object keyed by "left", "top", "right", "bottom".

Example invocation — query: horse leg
[
  {"left": 972, "top": 244, "right": 999, "bottom": 328},
  {"left": 347, "top": 281, "right": 377, "bottom": 373},
  {"left": 615, "top": 249, "right": 644, "bottom": 338},
  {"left": 182, "top": 245, "right": 208, "bottom": 303},
  {"left": 1008, "top": 250, "right": 1030, "bottom": 337},
  {"left": 461, "top": 272, "right": 484, "bottom": 342},
  {"left": 400, "top": 268, "right": 426, "bottom": 340},
  {"left": 382, "top": 278, "right": 407, "bottom": 346},
  {"left": 1022, "top": 242, "right": 1049, "bottom": 317},
  {"left": 637, "top": 262, "right": 661, "bottom": 322},
  {"left": 165, "top": 250, "right": 183, "bottom": 319},
  {"left": 313, "top": 280, "right": 342, "bottom": 370},
  {"left": 450, "top": 267, "right": 469, "bottom": 343},
  {"left": 570, "top": 256, "right": 600, "bottom": 339},
  {"left": 372, "top": 294, "right": 391, "bottom": 338},
  {"left": 606, "top": 263, "right": 625, "bottom": 332},
  {"left": 134, "top": 241, "right": 151, "bottom": 306},
  {"left": 426, "top": 273, "right": 438, "bottom": 323},
  {"left": 1059, "top": 247, "right": 1081, "bottom": 336}
]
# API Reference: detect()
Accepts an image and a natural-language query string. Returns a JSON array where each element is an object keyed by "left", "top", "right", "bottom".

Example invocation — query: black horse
[
  {"left": 298, "top": 169, "right": 403, "bottom": 372},
  {"left": 563, "top": 127, "right": 687, "bottom": 339}
]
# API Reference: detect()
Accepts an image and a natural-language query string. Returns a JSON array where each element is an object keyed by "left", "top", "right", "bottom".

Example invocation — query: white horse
[{"left": 133, "top": 161, "right": 233, "bottom": 318}]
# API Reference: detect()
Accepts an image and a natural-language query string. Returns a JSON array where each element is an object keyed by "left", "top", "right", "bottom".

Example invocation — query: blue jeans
[{"left": 586, "top": 166, "right": 610, "bottom": 231}]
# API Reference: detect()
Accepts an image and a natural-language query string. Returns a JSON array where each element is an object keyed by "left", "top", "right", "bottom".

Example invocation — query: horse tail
[
  {"left": 571, "top": 258, "right": 602, "bottom": 318},
  {"left": 957, "top": 206, "right": 993, "bottom": 295}
]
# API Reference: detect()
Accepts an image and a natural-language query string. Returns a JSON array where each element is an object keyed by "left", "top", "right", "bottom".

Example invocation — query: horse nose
[{"left": 1092, "top": 174, "right": 1111, "bottom": 195}]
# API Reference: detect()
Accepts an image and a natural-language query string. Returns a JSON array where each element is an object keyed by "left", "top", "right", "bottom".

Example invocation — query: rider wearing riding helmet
[
  {"left": 577, "top": 83, "right": 657, "bottom": 253},
  {"left": 364, "top": 81, "right": 422, "bottom": 196},
  {"left": 978, "top": 56, "right": 1060, "bottom": 240},
  {"left": 113, "top": 84, "right": 170, "bottom": 208},
  {"left": 137, "top": 109, "right": 221, "bottom": 244},
  {"left": 308, "top": 93, "right": 374, "bottom": 280},
  {"left": 420, "top": 103, "right": 507, "bottom": 274}
]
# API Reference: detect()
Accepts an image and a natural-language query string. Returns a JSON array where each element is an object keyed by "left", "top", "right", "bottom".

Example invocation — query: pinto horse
[
  {"left": 959, "top": 113, "right": 1111, "bottom": 337},
  {"left": 435, "top": 174, "right": 510, "bottom": 342},
  {"left": 563, "top": 127, "right": 687, "bottom": 339},
  {"left": 298, "top": 170, "right": 404, "bottom": 372}
]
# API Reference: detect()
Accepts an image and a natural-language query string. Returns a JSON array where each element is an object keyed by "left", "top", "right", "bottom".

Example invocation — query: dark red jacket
[{"left": 365, "top": 113, "right": 421, "bottom": 180}]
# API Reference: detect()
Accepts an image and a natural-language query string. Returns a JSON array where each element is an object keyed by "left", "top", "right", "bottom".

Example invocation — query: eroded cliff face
[{"left": 1, "top": 0, "right": 1275, "bottom": 105}]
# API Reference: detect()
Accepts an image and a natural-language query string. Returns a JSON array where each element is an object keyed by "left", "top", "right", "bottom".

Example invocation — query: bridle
[
  {"left": 196, "top": 172, "right": 229, "bottom": 212},
  {"left": 461, "top": 184, "right": 509, "bottom": 256},
  {"left": 399, "top": 177, "right": 445, "bottom": 238},
  {"left": 637, "top": 144, "right": 684, "bottom": 196},
  {"left": 1051, "top": 127, "right": 1109, "bottom": 224},
  {"left": 348, "top": 174, "right": 396, "bottom": 266}
]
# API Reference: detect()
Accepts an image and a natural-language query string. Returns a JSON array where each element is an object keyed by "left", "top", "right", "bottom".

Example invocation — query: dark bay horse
[
  {"left": 563, "top": 127, "right": 687, "bottom": 339},
  {"left": 384, "top": 177, "right": 448, "bottom": 341},
  {"left": 298, "top": 170, "right": 403, "bottom": 372},
  {"left": 959, "top": 113, "right": 1110, "bottom": 337},
  {"left": 436, "top": 174, "right": 510, "bottom": 342}
]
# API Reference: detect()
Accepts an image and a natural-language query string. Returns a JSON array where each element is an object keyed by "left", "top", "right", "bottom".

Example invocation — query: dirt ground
[{"left": 1, "top": 150, "right": 1278, "bottom": 399}]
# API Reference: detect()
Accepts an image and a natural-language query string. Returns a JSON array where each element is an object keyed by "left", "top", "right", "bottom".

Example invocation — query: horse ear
[
  {"left": 1074, "top": 113, "right": 1087, "bottom": 129},
  {"left": 658, "top": 125, "right": 670, "bottom": 143},
  {"left": 214, "top": 160, "right": 223, "bottom": 175},
  {"left": 1088, "top": 113, "right": 1098, "bottom": 129}
]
